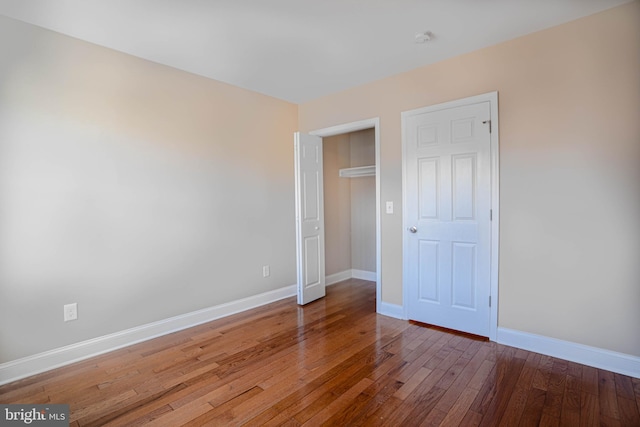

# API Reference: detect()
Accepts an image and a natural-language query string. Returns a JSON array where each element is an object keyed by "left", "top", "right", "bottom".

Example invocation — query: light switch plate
[{"left": 386, "top": 201, "right": 394, "bottom": 214}]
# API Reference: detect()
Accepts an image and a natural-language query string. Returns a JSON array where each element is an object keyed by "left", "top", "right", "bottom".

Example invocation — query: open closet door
[{"left": 294, "top": 132, "right": 326, "bottom": 305}]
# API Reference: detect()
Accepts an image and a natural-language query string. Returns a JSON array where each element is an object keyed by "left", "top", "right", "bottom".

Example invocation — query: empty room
[{"left": 0, "top": 1, "right": 639, "bottom": 426}]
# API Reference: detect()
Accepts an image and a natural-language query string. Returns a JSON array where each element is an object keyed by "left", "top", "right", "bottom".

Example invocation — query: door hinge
[
  {"left": 489, "top": 296, "right": 491, "bottom": 307},
  {"left": 483, "top": 119, "right": 492, "bottom": 133},
  {"left": 490, "top": 209, "right": 493, "bottom": 221}
]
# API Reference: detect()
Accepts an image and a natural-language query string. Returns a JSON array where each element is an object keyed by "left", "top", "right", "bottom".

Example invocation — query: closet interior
[{"left": 322, "top": 128, "right": 376, "bottom": 283}]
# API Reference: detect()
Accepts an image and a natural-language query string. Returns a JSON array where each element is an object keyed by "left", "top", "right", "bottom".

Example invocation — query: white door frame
[
  {"left": 401, "top": 92, "right": 500, "bottom": 341},
  {"left": 308, "top": 117, "right": 382, "bottom": 309}
]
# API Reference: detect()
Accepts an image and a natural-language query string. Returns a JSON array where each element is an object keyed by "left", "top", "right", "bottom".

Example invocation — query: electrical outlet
[
  {"left": 64, "top": 303, "right": 78, "bottom": 322},
  {"left": 262, "top": 265, "right": 270, "bottom": 277}
]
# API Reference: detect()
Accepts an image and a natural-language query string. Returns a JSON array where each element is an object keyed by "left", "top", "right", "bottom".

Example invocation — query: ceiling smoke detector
[{"left": 415, "top": 31, "right": 433, "bottom": 43}]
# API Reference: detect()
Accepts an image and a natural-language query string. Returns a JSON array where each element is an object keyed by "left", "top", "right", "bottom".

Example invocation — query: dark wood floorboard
[{"left": 1, "top": 279, "right": 639, "bottom": 426}]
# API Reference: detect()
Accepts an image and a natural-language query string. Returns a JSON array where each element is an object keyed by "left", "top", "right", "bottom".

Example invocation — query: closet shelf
[{"left": 339, "top": 165, "right": 376, "bottom": 178}]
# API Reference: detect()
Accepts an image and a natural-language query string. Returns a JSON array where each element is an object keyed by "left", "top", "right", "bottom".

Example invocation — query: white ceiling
[{"left": 0, "top": 0, "right": 631, "bottom": 103}]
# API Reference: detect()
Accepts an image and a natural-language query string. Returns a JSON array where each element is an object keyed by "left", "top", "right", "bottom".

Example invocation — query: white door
[
  {"left": 404, "top": 101, "right": 493, "bottom": 336},
  {"left": 294, "top": 132, "right": 326, "bottom": 305}
]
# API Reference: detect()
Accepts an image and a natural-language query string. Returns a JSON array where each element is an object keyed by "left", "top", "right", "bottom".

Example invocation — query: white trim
[
  {"left": 308, "top": 118, "right": 382, "bottom": 315},
  {"left": 401, "top": 92, "right": 499, "bottom": 341},
  {"left": 378, "top": 302, "right": 405, "bottom": 320},
  {"left": 0, "top": 284, "right": 296, "bottom": 386},
  {"left": 309, "top": 118, "right": 377, "bottom": 138},
  {"left": 374, "top": 123, "right": 382, "bottom": 312},
  {"left": 488, "top": 94, "right": 500, "bottom": 341},
  {"left": 326, "top": 270, "right": 352, "bottom": 286},
  {"left": 497, "top": 328, "right": 640, "bottom": 379},
  {"left": 351, "top": 269, "right": 376, "bottom": 281},
  {"left": 326, "top": 269, "right": 377, "bottom": 286}
]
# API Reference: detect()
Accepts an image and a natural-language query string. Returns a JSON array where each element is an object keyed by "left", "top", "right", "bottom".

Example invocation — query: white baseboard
[
  {"left": 325, "top": 270, "right": 352, "bottom": 286},
  {"left": 378, "top": 302, "right": 405, "bottom": 320},
  {"left": 0, "top": 284, "right": 296, "bottom": 386},
  {"left": 326, "top": 269, "right": 377, "bottom": 285},
  {"left": 351, "top": 269, "right": 376, "bottom": 282},
  {"left": 497, "top": 327, "right": 640, "bottom": 379}
]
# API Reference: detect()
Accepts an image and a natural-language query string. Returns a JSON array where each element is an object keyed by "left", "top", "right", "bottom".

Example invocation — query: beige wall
[
  {"left": 1, "top": 2, "right": 637, "bottom": 367},
  {"left": 299, "top": 3, "right": 640, "bottom": 357},
  {"left": 322, "top": 134, "right": 352, "bottom": 275},
  {"left": 0, "top": 16, "right": 298, "bottom": 363}
]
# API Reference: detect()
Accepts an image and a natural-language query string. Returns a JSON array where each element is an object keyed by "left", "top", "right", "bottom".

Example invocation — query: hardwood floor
[{"left": 1, "top": 279, "right": 639, "bottom": 426}]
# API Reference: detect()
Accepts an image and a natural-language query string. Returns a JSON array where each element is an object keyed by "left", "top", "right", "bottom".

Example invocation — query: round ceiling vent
[{"left": 415, "top": 31, "right": 434, "bottom": 43}]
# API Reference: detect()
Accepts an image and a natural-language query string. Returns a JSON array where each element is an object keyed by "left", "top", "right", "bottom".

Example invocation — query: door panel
[
  {"left": 451, "top": 242, "right": 476, "bottom": 309},
  {"left": 303, "top": 236, "right": 321, "bottom": 287},
  {"left": 418, "top": 240, "right": 439, "bottom": 302},
  {"left": 452, "top": 154, "right": 476, "bottom": 220},
  {"left": 294, "top": 132, "right": 325, "bottom": 305},
  {"left": 418, "top": 158, "right": 439, "bottom": 219},
  {"left": 405, "top": 101, "right": 492, "bottom": 336}
]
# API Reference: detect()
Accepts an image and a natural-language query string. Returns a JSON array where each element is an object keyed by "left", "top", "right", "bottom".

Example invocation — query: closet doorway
[{"left": 294, "top": 118, "right": 381, "bottom": 309}]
